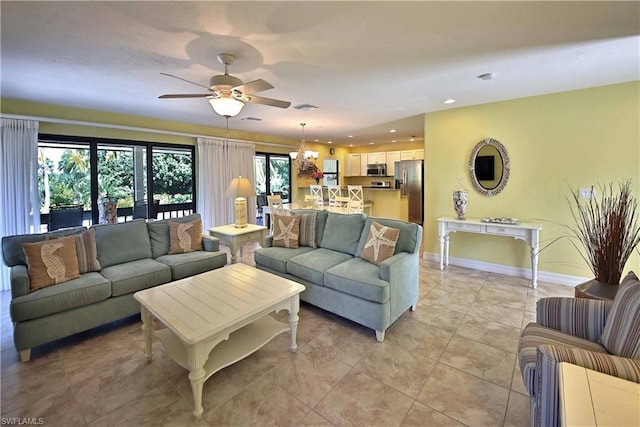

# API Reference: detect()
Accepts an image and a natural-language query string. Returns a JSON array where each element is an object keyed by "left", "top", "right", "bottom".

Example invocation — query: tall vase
[
  {"left": 453, "top": 190, "right": 468, "bottom": 220},
  {"left": 98, "top": 196, "right": 118, "bottom": 224},
  {"left": 315, "top": 178, "right": 320, "bottom": 185}
]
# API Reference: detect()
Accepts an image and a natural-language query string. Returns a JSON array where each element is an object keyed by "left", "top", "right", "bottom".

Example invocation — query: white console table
[{"left": 437, "top": 217, "right": 542, "bottom": 288}]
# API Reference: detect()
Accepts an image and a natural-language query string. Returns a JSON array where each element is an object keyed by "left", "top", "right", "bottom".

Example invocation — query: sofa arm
[
  {"left": 534, "top": 344, "right": 640, "bottom": 427},
  {"left": 10, "top": 265, "right": 30, "bottom": 299},
  {"left": 536, "top": 297, "right": 612, "bottom": 342},
  {"left": 379, "top": 252, "right": 419, "bottom": 308},
  {"left": 202, "top": 234, "right": 220, "bottom": 252},
  {"left": 262, "top": 234, "right": 273, "bottom": 248}
]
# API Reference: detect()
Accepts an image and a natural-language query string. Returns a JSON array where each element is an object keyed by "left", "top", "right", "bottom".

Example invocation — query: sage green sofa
[
  {"left": 254, "top": 211, "right": 423, "bottom": 341},
  {"left": 2, "top": 213, "right": 227, "bottom": 362}
]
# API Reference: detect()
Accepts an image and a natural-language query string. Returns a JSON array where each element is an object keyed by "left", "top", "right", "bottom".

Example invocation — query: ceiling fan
[{"left": 159, "top": 53, "right": 291, "bottom": 117}]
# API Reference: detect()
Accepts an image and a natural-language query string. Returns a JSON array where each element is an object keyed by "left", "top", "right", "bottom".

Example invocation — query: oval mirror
[{"left": 468, "top": 138, "right": 510, "bottom": 196}]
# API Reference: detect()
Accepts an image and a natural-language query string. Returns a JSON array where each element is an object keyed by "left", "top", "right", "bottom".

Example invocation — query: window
[
  {"left": 38, "top": 135, "right": 195, "bottom": 230},
  {"left": 254, "top": 153, "right": 291, "bottom": 202}
]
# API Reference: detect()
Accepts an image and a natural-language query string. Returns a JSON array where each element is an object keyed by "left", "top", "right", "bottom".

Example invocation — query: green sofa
[
  {"left": 2, "top": 213, "right": 227, "bottom": 362},
  {"left": 255, "top": 211, "right": 423, "bottom": 341}
]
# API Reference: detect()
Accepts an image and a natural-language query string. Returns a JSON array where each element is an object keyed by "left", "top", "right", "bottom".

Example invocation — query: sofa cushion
[
  {"left": 93, "top": 220, "right": 152, "bottom": 268},
  {"left": 273, "top": 215, "right": 300, "bottom": 248},
  {"left": 518, "top": 322, "right": 608, "bottom": 395},
  {"left": 156, "top": 251, "right": 227, "bottom": 280},
  {"left": 100, "top": 258, "right": 171, "bottom": 297},
  {"left": 356, "top": 217, "right": 421, "bottom": 257},
  {"left": 291, "top": 209, "right": 328, "bottom": 248},
  {"left": 292, "top": 212, "right": 317, "bottom": 248},
  {"left": 147, "top": 214, "right": 202, "bottom": 258},
  {"left": 2, "top": 226, "right": 85, "bottom": 267},
  {"left": 360, "top": 221, "right": 400, "bottom": 266},
  {"left": 74, "top": 228, "right": 101, "bottom": 273},
  {"left": 254, "top": 246, "right": 314, "bottom": 274},
  {"left": 600, "top": 271, "right": 640, "bottom": 358},
  {"left": 320, "top": 213, "right": 365, "bottom": 255},
  {"left": 168, "top": 218, "right": 203, "bottom": 254},
  {"left": 324, "top": 257, "right": 390, "bottom": 304},
  {"left": 287, "top": 248, "right": 353, "bottom": 286},
  {"left": 10, "top": 272, "right": 111, "bottom": 322},
  {"left": 22, "top": 236, "right": 81, "bottom": 292}
]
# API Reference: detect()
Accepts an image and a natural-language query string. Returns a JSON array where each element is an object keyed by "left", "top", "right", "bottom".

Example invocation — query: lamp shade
[
  {"left": 224, "top": 176, "right": 255, "bottom": 198},
  {"left": 209, "top": 97, "right": 245, "bottom": 118}
]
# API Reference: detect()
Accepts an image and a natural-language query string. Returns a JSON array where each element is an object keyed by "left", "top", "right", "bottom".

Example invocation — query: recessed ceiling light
[
  {"left": 348, "top": 135, "right": 354, "bottom": 138},
  {"left": 443, "top": 99, "right": 456, "bottom": 104},
  {"left": 328, "top": 141, "right": 333, "bottom": 144},
  {"left": 369, "top": 142, "right": 374, "bottom": 145},
  {"left": 410, "top": 138, "right": 415, "bottom": 142},
  {"left": 349, "top": 144, "right": 354, "bottom": 147},
  {"left": 391, "top": 140, "right": 396, "bottom": 143},
  {"left": 314, "top": 139, "right": 319, "bottom": 142},
  {"left": 389, "top": 129, "right": 397, "bottom": 133},
  {"left": 478, "top": 73, "right": 495, "bottom": 80}
]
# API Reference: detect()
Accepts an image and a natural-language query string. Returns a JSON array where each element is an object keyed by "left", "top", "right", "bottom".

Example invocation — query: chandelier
[{"left": 289, "top": 123, "right": 319, "bottom": 164}]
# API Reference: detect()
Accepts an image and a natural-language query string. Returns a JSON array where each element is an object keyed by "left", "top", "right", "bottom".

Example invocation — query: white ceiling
[{"left": 1, "top": 1, "right": 638, "bottom": 147}]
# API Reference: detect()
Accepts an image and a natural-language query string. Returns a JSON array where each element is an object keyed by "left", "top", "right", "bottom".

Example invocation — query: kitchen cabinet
[
  {"left": 344, "top": 153, "right": 361, "bottom": 177},
  {"left": 386, "top": 151, "right": 401, "bottom": 176},
  {"left": 360, "top": 155, "right": 368, "bottom": 176},
  {"left": 400, "top": 149, "right": 424, "bottom": 160},
  {"left": 367, "top": 152, "right": 386, "bottom": 165}
]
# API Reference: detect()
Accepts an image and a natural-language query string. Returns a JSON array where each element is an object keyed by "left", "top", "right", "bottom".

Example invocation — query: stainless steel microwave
[{"left": 366, "top": 163, "right": 387, "bottom": 176}]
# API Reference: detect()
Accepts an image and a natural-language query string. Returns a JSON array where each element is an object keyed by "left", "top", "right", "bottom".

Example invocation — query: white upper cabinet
[
  {"left": 400, "top": 149, "right": 424, "bottom": 160},
  {"left": 344, "top": 153, "right": 361, "bottom": 176},
  {"left": 386, "top": 151, "right": 401, "bottom": 176},
  {"left": 367, "top": 152, "right": 386, "bottom": 164},
  {"left": 360, "top": 154, "right": 368, "bottom": 176}
]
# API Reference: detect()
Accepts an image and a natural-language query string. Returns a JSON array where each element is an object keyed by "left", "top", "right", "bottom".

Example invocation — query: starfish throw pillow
[
  {"left": 361, "top": 220, "right": 400, "bottom": 265},
  {"left": 272, "top": 214, "right": 300, "bottom": 248}
]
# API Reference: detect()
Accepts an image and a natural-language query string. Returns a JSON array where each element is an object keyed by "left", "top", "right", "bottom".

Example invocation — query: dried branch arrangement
[{"left": 567, "top": 181, "right": 640, "bottom": 285}]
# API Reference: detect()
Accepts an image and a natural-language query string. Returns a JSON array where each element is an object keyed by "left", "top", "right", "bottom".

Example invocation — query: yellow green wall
[{"left": 424, "top": 81, "right": 640, "bottom": 281}]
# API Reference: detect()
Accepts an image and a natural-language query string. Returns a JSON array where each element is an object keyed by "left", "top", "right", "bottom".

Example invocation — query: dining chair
[
  {"left": 309, "top": 185, "right": 324, "bottom": 206},
  {"left": 303, "top": 194, "right": 319, "bottom": 208},
  {"left": 347, "top": 185, "right": 364, "bottom": 214},
  {"left": 266, "top": 195, "right": 285, "bottom": 231},
  {"left": 327, "top": 185, "right": 343, "bottom": 207}
]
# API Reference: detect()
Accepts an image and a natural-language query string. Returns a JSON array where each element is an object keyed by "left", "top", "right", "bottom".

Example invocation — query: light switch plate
[{"left": 579, "top": 188, "right": 596, "bottom": 199}]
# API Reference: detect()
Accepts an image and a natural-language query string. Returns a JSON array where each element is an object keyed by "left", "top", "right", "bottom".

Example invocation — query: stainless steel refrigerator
[{"left": 394, "top": 160, "right": 423, "bottom": 225}]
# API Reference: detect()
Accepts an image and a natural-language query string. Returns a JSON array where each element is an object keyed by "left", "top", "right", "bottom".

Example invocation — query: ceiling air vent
[
  {"left": 241, "top": 117, "right": 262, "bottom": 121},
  {"left": 293, "top": 104, "right": 318, "bottom": 111}
]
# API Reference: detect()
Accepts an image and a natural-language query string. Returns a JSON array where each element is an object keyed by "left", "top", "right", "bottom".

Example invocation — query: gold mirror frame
[{"left": 468, "top": 138, "right": 510, "bottom": 196}]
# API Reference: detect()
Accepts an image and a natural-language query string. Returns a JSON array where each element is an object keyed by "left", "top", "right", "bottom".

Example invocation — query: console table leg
[
  {"left": 444, "top": 235, "right": 450, "bottom": 267},
  {"left": 439, "top": 235, "right": 445, "bottom": 270},
  {"left": 531, "top": 246, "right": 539, "bottom": 289}
]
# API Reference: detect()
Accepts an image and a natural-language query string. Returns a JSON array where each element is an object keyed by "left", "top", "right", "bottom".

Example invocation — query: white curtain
[
  {"left": 197, "top": 138, "right": 256, "bottom": 230},
  {"left": 0, "top": 119, "right": 40, "bottom": 291}
]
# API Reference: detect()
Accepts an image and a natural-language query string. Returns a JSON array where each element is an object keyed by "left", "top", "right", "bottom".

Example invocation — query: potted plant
[
  {"left": 98, "top": 175, "right": 119, "bottom": 224},
  {"left": 566, "top": 181, "right": 640, "bottom": 299},
  {"left": 311, "top": 170, "right": 324, "bottom": 184}
]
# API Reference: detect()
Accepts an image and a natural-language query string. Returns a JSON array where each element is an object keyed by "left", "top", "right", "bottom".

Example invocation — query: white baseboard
[{"left": 422, "top": 252, "right": 588, "bottom": 288}]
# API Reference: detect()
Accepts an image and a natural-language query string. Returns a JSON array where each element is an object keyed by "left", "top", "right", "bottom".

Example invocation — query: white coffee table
[
  {"left": 134, "top": 263, "right": 305, "bottom": 419},
  {"left": 208, "top": 223, "right": 268, "bottom": 264}
]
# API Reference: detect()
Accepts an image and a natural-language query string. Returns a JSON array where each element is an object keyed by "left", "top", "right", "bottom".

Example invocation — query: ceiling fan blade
[
  {"left": 244, "top": 94, "right": 291, "bottom": 109},
  {"left": 159, "top": 94, "right": 212, "bottom": 99},
  {"left": 160, "top": 72, "right": 210, "bottom": 90},
  {"left": 234, "top": 79, "right": 274, "bottom": 94}
]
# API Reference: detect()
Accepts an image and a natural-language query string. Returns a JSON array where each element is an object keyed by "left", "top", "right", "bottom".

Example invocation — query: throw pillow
[
  {"left": 22, "top": 235, "right": 81, "bottom": 292},
  {"left": 600, "top": 271, "right": 640, "bottom": 358},
  {"left": 168, "top": 218, "right": 203, "bottom": 254},
  {"left": 272, "top": 214, "right": 300, "bottom": 248},
  {"left": 74, "top": 228, "right": 101, "bottom": 273},
  {"left": 361, "top": 220, "right": 400, "bottom": 265},
  {"left": 293, "top": 212, "right": 317, "bottom": 248}
]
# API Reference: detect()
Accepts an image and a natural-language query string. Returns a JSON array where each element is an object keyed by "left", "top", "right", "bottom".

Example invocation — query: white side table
[{"left": 208, "top": 223, "right": 268, "bottom": 264}]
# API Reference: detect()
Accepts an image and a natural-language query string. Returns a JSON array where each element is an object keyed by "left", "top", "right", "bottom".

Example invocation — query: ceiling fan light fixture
[{"left": 209, "top": 97, "right": 245, "bottom": 117}]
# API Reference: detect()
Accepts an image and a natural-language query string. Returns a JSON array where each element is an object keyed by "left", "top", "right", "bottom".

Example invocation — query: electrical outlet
[{"left": 579, "top": 187, "right": 596, "bottom": 200}]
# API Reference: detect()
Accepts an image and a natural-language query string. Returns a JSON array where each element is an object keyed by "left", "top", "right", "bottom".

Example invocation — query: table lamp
[{"left": 224, "top": 176, "right": 255, "bottom": 228}]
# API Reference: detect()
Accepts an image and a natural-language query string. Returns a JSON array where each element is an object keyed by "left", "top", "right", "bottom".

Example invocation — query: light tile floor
[{"left": 1, "top": 244, "right": 574, "bottom": 426}]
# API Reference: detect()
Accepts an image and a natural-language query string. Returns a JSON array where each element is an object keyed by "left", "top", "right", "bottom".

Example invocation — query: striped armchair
[{"left": 518, "top": 271, "right": 640, "bottom": 426}]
